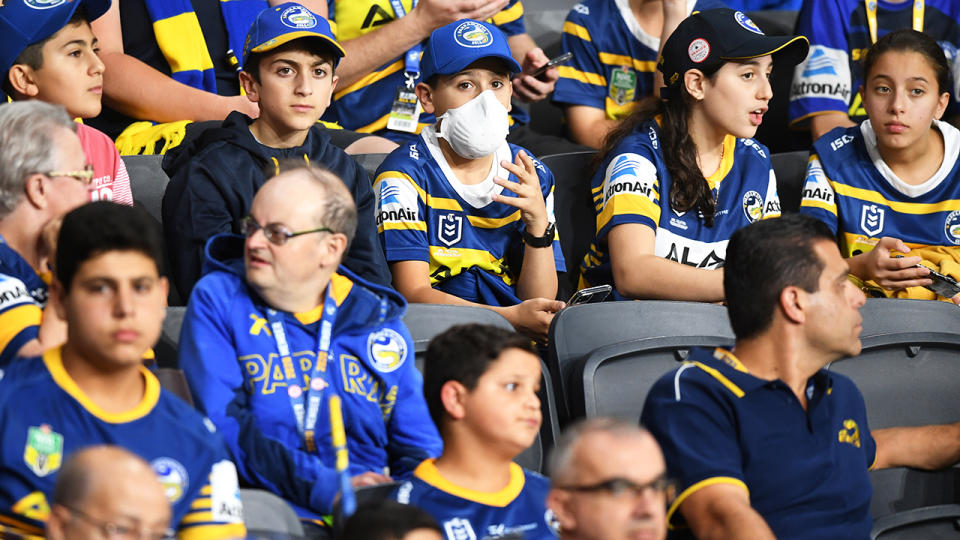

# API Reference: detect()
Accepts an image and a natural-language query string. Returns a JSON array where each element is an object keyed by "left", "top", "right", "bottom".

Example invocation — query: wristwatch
[{"left": 523, "top": 222, "right": 556, "bottom": 248}]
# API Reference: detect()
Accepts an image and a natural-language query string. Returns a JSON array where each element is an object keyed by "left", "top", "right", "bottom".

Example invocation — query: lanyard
[
  {"left": 389, "top": 0, "right": 421, "bottom": 88},
  {"left": 267, "top": 285, "right": 339, "bottom": 453},
  {"left": 865, "top": 0, "right": 924, "bottom": 44}
]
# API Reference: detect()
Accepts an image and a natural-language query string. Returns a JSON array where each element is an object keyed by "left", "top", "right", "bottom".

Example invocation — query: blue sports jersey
[
  {"left": 641, "top": 348, "right": 876, "bottom": 540},
  {"left": 394, "top": 459, "right": 558, "bottom": 540},
  {"left": 0, "top": 348, "right": 246, "bottom": 539},
  {"left": 0, "top": 237, "right": 47, "bottom": 368},
  {"left": 552, "top": 0, "right": 723, "bottom": 119},
  {"left": 789, "top": 0, "right": 960, "bottom": 127},
  {"left": 374, "top": 127, "right": 565, "bottom": 306},
  {"left": 580, "top": 118, "right": 780, "bottom": 299},
  {"left": 324, "top": 0, "right": 528, "bottom": 142}
]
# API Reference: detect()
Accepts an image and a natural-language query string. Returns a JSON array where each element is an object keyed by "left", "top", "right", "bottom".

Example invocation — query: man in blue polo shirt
[{"left": 642, "top": 213, "right": 960, "bottom": 540}]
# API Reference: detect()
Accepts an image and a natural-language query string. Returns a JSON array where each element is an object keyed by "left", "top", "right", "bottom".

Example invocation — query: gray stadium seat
[
  {"left": 827, "top": 298, "right": 960, "bottom": 521},
  {"left": 772, "top": 150, "right": 809, "bottom": 213},
  {"left": 154, "top": 306, "right": 186, "bottom": 369},
  {"left": 540, "top": 151, "right": 597, "bottom": 301},
  {"left": 548, "top": 301, "right": 734, "bottom": 423},
  {"left": 352, "top": 153, "right": 389, "bottom": 182},
  {"left": 871, "top": 505, "right": 960, "bottom": 539},
  {"left": 155, "top": 368, "right": 194, "bottom": 408},
  {"left": 240, "top": 488, "right": 306, "bottom": 540},
  {"left": 122, "top": 154, "right": 168, "bottom": 224}
]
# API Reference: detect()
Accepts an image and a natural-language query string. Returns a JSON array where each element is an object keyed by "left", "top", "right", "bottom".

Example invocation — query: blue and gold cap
[
  {"left": 241, "top": 2, "right": 344, "bottom": 70},
  {"left": 420, "top": 19, "right": 522, "bottom": 82},
  {"left": 0, "top": 0, "right": 111, "bottom": 79}
]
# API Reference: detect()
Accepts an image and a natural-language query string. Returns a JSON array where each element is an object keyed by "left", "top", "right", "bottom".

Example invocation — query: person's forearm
[
  {"left": 810, "top": 112, "right": 856, "bottom": 140},
  {"left": 873, "top": 424, "right": 960, "bottom": 470},
  {"left": 507, "top": 33, "right": 537, "bottom": 67},
  {"left": 653, "top": 0, "right": 688, "bottom": 96},
  {"left": 335, "top": 14, "right": 432, "bottom": 87},
  {"left": 516, "top": 244, "right": 558, "bottom": 300},
  {"left": 570, "top": 115, "right": 619, "bottom": 149},
  {"left": 613, "top": 254, "right": 724, "bottom": 301}
]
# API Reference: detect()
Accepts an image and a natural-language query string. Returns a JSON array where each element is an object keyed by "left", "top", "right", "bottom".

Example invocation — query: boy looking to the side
[
  {"left": 374, "top": 20, "right": 565, "bottom": 341},
  {"left": 2, "top": 0, "right": 133, "bottom": 205},
  {"left": 394, "top": 324, "right": 557, "bottom": 539},
  {"left": 162, "top": 2, "right": 390, "bottom": 297}
]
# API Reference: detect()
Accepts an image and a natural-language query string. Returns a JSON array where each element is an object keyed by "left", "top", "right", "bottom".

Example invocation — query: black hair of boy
[
  {"left": 338, "top": 500, "right": 441, "bottom": 540},
  {"left": 56, "top": 201, "right": 167, "bottom": 292},
  {"left": 241, "top": 37, "right": 339, "bottom": 83},
  {"left": 2, "top": 9, "right": 88, "bottom": 96},
  {"left": 422, "top": 323, "right": 536, "bottom": 430}
]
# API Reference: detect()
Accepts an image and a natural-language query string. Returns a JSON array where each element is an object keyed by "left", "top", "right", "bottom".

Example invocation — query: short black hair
[
  {"left": 724, "top": 213, "right": 836, "bottom": 340},
  {"left": 56, "top": 202, "right": 167, "bottom": 292},
  {"left": 3, "top": 10, "right": 88, "bottom": 97},
  {"left": 338, "top": 501, "right": 440, "bottom": 540},
  {"left": 242, "top": 37, "right": 339, "bottom": 83},
  {"left": 422, "top": 324, "right": 536, "bottom": 431},
  {"left": 863, "top": 29, "right": 951, "bottom": 95}
]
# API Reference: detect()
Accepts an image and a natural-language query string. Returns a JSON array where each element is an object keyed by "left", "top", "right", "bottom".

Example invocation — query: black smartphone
[
  {"left": 531, "top": 51, "right": 574, "bottom": 79},
  {"left": 567, "top": 284, "right": 612, "bottom": 305},
  {"left": 925, "top": 267, "right": 960, "bottom": 298}
]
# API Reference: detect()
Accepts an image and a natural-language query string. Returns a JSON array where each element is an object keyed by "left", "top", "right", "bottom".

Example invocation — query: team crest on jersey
[
  {"left": 152, "top": 457, "right": 189, "bottom": 503},
  {"left": 838, "top": 419, "right": 861, "bottom": 448},
  {"left": 860, "top": 204, "right": 885, "bottom": 236},
  {"left": 368, "top": 328, "right": 407, "bottom": 373},
  {"left": 454, "top": 21, "right": 493, "bottom": 48},
  {"left": 944, "top": 211, "right": 960, "bottom": 245},
  {"left": 443, "top": 518, "right": 477, "bottom": 540},
  {"left": 734, "top": 11, "right": 764, "bottom": 34},
  {"left": 23, "top": 425, "right": 63, "bottom": 477},
  {"left": 438, "top": 213, "right": 463, "bottom": 246},
  {"left": 24, "top": 0, "right": 67, "bottom": 9},
  {"left": 281, "top": 5, "right": 318, "bottom": 29},
  {"left": 742, "top": 190, "right": 763, "bottom": 223}
]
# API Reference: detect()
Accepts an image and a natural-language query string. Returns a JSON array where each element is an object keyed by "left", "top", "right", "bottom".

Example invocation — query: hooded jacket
[
  {"left": 161, "top": 111, "right": 391, "bottom": 298},
  {"left": 178, "top": 234, "right": 441, "bottom": 520}
]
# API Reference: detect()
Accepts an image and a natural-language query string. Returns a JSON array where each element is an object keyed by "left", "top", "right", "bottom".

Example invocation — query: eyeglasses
[
  {"left": 557, "top": 475, "right": 674, "bottom": 499},
  {"left": 64, "top": 505, "right": 173, "bottom": 540},
  {"left": 42, "top": 164, "right": 95, "bottom": 185},
  {"left": 241, "top": 215, "right": 333, "bottom": 246}
]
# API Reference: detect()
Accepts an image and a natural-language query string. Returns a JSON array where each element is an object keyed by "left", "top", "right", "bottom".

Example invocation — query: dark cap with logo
[{"left": 658, "top": 8, "right": 809, "bottom": 100}]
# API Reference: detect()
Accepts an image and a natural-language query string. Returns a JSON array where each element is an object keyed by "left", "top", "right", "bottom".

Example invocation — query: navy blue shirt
[{"left": 642, "top": 347, "right": 876, "bottom": 540}]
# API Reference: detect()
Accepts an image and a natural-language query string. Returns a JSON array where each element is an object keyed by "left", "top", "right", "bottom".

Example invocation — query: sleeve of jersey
[
  {"left": 179, "top": 280, "right": 342, "bottom": 514},
  {"left": 640, "top": 368, "right": 749, "bottom": 529},
  {"left": 539, "top": 161, "right": 567, "bottom": 272},
  {"left": 594, "top": 149, "right": 661, "bottom": 242},
  {"left": 177, "top": 458, "right": 246, "bottom": 540},
  {"left": 490, "top": 0, "right": 525, "bottom": 36},
  {"left": 111, "top": 149, "right": 134, "bottom": 206},
  {"left": 0, "top": 275, "right": 41, "bottom": 368},
  {"left": 798, "top": 155, "right": 840, "bottom": 235},
  {"left": 552, "top": 9, "right": 607, "bottom": 109},
  {"left": 384, "top": 324, "right": 443, "bottom": 479},
  {"left": 761, "top": 166, "right": 782, "bottom": 220},
  {"left": 345, "top": 161, "right": 393, "bottom": 288},
  {"left": 788, "top": 0, "right": 853, "bottom": 125},
  {"left": 374, "top": 166, "right": 429, "bottom": 263}
]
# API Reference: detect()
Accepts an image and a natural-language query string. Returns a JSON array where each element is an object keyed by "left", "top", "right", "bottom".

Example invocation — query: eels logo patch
[
  {"left": 454, "top": 21, "right": 493, "bottom": 48},
  {"left": 152, "top": 457, "right": 189, "bottom": 503},
  {"left": 368, "top": 328, "right": 407, "bottom": 373}
]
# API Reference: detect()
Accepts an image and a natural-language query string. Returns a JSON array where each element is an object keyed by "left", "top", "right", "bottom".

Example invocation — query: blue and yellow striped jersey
[
  {"left": 374, "top": 127, "right": 564, "bottom": 306},
  {"left": 0, "top": 238, "right": 47, "bottom": 368},
  {"left": 552, "top": 0, "right": 723, "bottom": 119},
  {"left": 394, "top": 459, "right": 558, "bottom": 540},
  {"left": 324, "top": 0, "right": 528, "bottom": 142},
  {"left": 0, "top": 349, "right": 246, "bottom": 540},
  {"left": 580, "top": 119, "right": 780, "bottom": 299}
]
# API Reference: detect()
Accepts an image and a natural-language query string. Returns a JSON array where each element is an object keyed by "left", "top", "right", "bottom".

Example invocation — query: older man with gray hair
[
  {"left": 547, "top": 418, "right": 669, "bottom": 540},
  {"left": 0, "top": 101, "right": 92, "bottom": 365}
]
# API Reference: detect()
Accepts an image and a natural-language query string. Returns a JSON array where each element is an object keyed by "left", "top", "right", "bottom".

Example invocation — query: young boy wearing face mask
[{"left": 374, "top": 20, "right": 566, "bottom": 342}]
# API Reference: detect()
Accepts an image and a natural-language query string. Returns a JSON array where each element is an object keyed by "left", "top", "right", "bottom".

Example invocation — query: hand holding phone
[
  {"left": 567, "top": 285, "right": 612, "bottom": 305},
  {"left": 531, "top": 52, "right": 574, "bottom": 80}
]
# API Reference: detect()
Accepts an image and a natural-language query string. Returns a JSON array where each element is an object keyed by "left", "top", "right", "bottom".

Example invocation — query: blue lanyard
[
  {"left": 388, "top": 0, "right": 421, "bottom": 86},
  {"left": 267, "top": 285, "right": 339, "bottom": 453}
]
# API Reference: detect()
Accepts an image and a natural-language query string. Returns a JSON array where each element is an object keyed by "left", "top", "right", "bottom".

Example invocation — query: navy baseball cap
[
  {"left": 420, "top": 19, "right": 522, "bottom": 83},
  {"left": 242, "top": 2, "right": 345, "bottom": 70},
  {"left": 0, "top": 0, "right": 111, "bottom": 79},
  {"left": 659, "top": 8, "right": 809, "bottom": 100}
]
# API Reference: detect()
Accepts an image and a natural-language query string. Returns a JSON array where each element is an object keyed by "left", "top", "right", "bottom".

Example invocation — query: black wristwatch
[{"left": 523, "top": 222, "right": 556, "bottom": 248}]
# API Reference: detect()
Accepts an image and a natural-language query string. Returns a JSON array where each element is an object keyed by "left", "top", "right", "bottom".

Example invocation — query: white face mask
[{"left": 437, "top": 90, "right": 510, "bottom": 159}]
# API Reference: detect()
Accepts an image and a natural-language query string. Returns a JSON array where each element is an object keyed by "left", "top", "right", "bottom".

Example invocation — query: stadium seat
[
  {"left": 827, "top": 298, "right": 960, "bottom": 520},
  {"left": 155, "top": 368, "right": 194, "bottom": 408},
  {"left": 122, "top": 154, "right": 169, "bottom": 225},
  {"left": 154, "top": 306, "right": 186, "bottom": 369},
  {"left": 240, "top": 488, "right": 306, "bottom": 539},
  {"left": 871, "top": 504, "right": 960, "bottom": 539},
  {"left": 772, "top": 150, "right": 809, "bottom": 213},
  {"left": 548, "top": 301, "right": 734, "bottom": 423},
  {"left": 540, "top": 151, "right": 597, "bottom": 301},
  {"left": 352, "top": 153, "right": 389, "bottom": 182}
]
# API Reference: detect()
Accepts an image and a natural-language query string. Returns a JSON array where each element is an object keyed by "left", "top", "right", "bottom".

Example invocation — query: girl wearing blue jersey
[
  {"left": 800, "top": 30, "right": 959, "bottom": 301},
  {"left": 580, "top": 9, "right": 808, "bottom": 301}
]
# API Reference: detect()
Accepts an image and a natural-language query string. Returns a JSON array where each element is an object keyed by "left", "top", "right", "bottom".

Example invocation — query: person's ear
[
  {"left": 439, "top": 380, "right": 468, "bottom": 420},
  {"left": 415, "top": 82, "right": 436, "bottom": 115},
  {"left": 51, "top": 277, "right": 68, "bottom": 321},
  {"left": 23, "top": 173, "right": 49, "bottom": 210},
  {"left": 934, "top": 91, "right": 950, "bottom": 120},
  {"left": 319, "top": 232, "right": 348, "bottom": 269},
  {"left": 684, "top": 69, "right": 708, "bottom": 101},
  {"left": 8, "top": 64, "right": 40, "bottom": 97},
  {"left": 239, "top": 71, "right": 261, "bottom": 104},
  {"left": 780, "top": 285, "right": 806, "bottom": 325},
  {"left": 546, "top": 489, "right": 575, "bottom": 533}
]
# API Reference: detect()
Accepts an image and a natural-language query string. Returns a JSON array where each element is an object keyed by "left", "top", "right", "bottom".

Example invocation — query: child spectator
[
  {"left": 339, "top": 501, "right": 442, "bottom": 540},
  {"left": 375, "top": 20, "right": 565, "bottom": 341},
  {"left": 161, "top": 2, "right": 390, "bottom": 298},
  {"left": 2, "top": 0, "right": 132, "bottom": 206},
  {"left": 395, "top": 323, "right": 556, "bottom": 540}
]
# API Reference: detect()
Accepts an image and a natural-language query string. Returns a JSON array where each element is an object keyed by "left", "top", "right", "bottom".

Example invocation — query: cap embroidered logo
[
  {"left": 281, "top": 5, "right": 318, "bottom": 29},
  {"left": 734, "top": 11, "right": 764, "bottom": 35},
  {"left": 24, "top": 0, "right": 67, "bottom": 9},
  {"left": 454, "top": 21, "right": 494, "bottom": 48},
  {"left": 688, "top": 38, "right": 710, "bottom": 63}
]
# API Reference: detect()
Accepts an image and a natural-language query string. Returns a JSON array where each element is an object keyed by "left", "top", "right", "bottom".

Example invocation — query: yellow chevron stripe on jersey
[
  {"left": 179, "top": 522, "right": 247, "bottom": 540},
  {"left": 428, "top": 246, "right": 515, "bottom": 287},
  {"left": 597, "top": 53, "right": 657, "bottom": 72},
  {"left": 563, "top": 21, "right": 592, "bottom": 41},
  {"left": 830, "top": 182, "right": 960, "bottom": 214},
  {"left": 490, "top": 1, "right": 524, "bottom": 25},
  {"left": 597, "top": 193, "right": 661, "bottom": 232},
  {"left": 468, "top": 210, "right": 521, "bottom": 229},
  {"left": 558, "top": 65, "right": 606, "bottom": 86},
  {"left": 0, "top": 304, "right": 41, "bottom": 352},
  {"left": 335, "top": 59, "right": 405, "bottom": 100}
]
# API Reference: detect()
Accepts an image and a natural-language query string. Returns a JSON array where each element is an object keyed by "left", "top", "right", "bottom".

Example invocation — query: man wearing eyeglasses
[
  {"left": 546, "top": 418, "right": 668, "bottom": 540},
  {"left": 178, "top": 162, "right": 441, "bottom": 537},
  {"left": 0, "top": 101, "right": 93, "bottom": 367}
]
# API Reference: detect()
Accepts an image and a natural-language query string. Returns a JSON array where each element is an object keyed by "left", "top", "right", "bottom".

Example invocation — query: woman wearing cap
[
  {"left": 800, "top": 29, "right": 960, "bottom": 303},
  {"left": 579, "top": 8, "right": 808, "bottom": 301}
]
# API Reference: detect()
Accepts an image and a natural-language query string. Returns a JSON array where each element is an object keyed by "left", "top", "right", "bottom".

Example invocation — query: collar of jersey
[
  {"left": 420, "top": 125, "right": 511, "bottom": 209},
  {"left": 861, "top": 119, "right": 960, "bottom": 198},
  {"left": 413, "top": 458, "right": 525, "bottom": 507},
  {"left": 704, "top": 135, "right": 737, "bottom": 191},
  {"left": 293, "top": 273, "right": 353, "bottom": 325},
  {"left": 699, "top": 347, "right": 833, "bottom": 398},
  {"left": 44, "top": 347, "right": 160, "bottom": 423}
]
